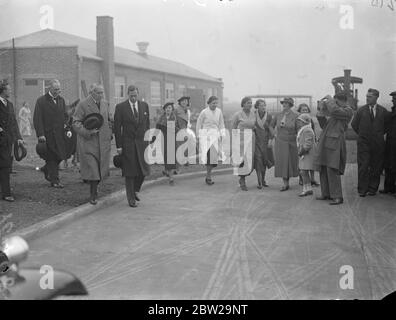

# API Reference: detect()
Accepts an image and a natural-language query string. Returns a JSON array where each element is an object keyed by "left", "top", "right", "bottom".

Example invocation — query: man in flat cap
[
  {"left": 380, "top": 91, "right": 396, "bottom": 196},
  {"left": 351, "top": 88, "right": 390, "bottom": 196}
]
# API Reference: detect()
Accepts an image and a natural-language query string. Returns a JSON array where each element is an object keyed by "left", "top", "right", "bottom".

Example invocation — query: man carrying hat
[
  {"left": 0, "top": 81, "right": 23, "bottom": 202},
  {"left": 33, "top": 79, "right": 68, "bottom": 188},
  {"left": 351, "top": 88, "right": 390, "bottom": 197},
  {"left": 380, "top": 91, "right": 396, "bottom": 196},
  {"left": 72, "top": 84, "right": 112, "bottom": 205}
]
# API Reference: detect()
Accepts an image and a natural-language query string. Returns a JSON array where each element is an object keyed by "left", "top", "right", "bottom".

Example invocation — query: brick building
[{"left": 0, "top": 16, "right": 223, "bottom": 121}]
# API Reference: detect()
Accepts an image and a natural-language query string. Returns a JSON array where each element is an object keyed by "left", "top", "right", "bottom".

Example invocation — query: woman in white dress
[
  {"left": 18, "top": 102, "right": 32, "bottom": 136},
  {"left": 196, "top": 96, "right": 226, "bottom": 185}
]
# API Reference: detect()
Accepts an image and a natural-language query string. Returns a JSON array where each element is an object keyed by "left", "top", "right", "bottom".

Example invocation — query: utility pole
[{"left": 12, "top": 38, "right": 17, "bottom": 105}]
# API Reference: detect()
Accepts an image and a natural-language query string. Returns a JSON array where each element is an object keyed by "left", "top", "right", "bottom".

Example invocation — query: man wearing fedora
[
  {"left": 0, "top": 81, "right": 24, "bottom": 202},
  {"left": 72, "top": 84, "right": 112, "bottom": 205},
  {"left": 351, "top": 88, "right": 390, "bottom": 197},
  {"left": 114, "top": 85, "right": 150, "bottom": 207},
  {"left": 33, "top": 79, "right": 68, "bottom": 188}
]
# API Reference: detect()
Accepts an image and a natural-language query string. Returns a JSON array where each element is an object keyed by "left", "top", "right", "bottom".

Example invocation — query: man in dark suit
[
  {"left": 114, "top": 85, "right": 150, "bottom": 207},
  {"left": 33, "top": 79, "right": 68, "bottom": 188},
  {"left": 314, "top": 92, "right": 353, "bottom": 205},
  {"left": 0, "top": 81, "right": 23, "bottom": 202},
  {"left": 380, "top": 91, "right": 396, "bottom": 196},
  {"left": 351, "top": 88, "right": 389, "bottom": 196}
]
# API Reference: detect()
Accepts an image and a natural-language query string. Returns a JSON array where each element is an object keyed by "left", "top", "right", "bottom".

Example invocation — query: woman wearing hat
[
  {"left": 175, "top": 96, "right": 190, "bottom": 130},
  {"left": 297, "top": 103, "right": 319, "bottom": 187},
  {"left": 72, "top": 84, "right": 112, "bottom": 205},
  {"left": 270, "top": 97, "right": 299, "bottom": 191},
  {"left": 253, "top": 99, "right": 274, "bottom": 189},
  {"left": 296, "top": 113, "right": 316, "bottom": 197},
  {"left": 196, "top": 95, "right": 226, "bottom": 185},
  {"left": 156, "top": 102, "right": 181, "bottom": 185},
  {"left": 231, "top": 97, "right": 256, "bottom": 191}
]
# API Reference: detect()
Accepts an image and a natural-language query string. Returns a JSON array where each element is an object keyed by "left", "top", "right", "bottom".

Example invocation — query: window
[
  {"left": 207, "top": 88, "right": 213, "bottom": 98},
  {"left": 115, "top": 76, "right": 126, "bottom": 104},
  {"left": 188, "top": 85, "right": 196, "bottom": 89},
  {"left": 150, "top": 81, "right": 161, "bottom": 107},
  {"left": 165, "top": 82, "right": 174, "bottom": 101},
  {"left": 214, "top": 88, "right": 218, "bottom": 97},
  {"left": 178, "top": 84, "right": 185, "bottom": 98},
  {"left": 24, "top": 79, "right": 38, "bottom": 86}
]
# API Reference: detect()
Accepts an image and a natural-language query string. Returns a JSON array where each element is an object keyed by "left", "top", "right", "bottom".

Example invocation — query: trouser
[
  {"left": 0, "top": 167, "right": 11, "bottom": 197},
  {"left": 44, "top": 160, "right": 61, "bottom": 184},
  {"left": 125, "top": 176, "right": 145, "bottom": 202},
  {"left": 319, "top": 165, "right": 343, "bottom": 199},
  {"left": 383, "top": 168, "right": 396, "bottom": 193},
  {"left": 357, "top": 145, "right": 384, "bottom": 194},
  {"left": 300, "top": 169, "right": 312, "bottom": 192}
]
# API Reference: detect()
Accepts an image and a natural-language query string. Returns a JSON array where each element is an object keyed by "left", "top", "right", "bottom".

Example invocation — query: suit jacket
[
  {"left": 351, "top": 104, "right": 389, "bottom": 152},
  {"left": 73, "top": 95, "right": 112, "bottom": 180},
  {"left": 33, "top": 93, "right": 68, "bottom": 160},
  {"left": 114, "top": 99, "right": 150, "bottom": 177},
  {"left": 384, "top": 106, "right": 396, "bottom": 170},
  {"left": 0, "top": 99, "right": 21, "bottom": 168},
  {"left": 314, "top": 98, "right": 353, "bottom": 174}
]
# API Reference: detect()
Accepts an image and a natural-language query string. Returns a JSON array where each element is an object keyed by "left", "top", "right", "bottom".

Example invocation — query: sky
[{"left": 0, "top": 0, "right": 395, "bottom": 105}]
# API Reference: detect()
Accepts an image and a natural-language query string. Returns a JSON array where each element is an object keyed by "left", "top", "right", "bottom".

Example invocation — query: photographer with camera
[{"left": 314, "top": 93, "right": 353, "bottom": 205}]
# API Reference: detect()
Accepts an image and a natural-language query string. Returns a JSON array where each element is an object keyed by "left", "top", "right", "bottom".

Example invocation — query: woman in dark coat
[
  {"left": 271, "top": 97, "right": 299, "bottom": 191},
  {"left": 156, "top": 102, "right": 181, "bottom": 185},
  {"left": 253, "top": 99, "right": 274, "bottom": 189}
]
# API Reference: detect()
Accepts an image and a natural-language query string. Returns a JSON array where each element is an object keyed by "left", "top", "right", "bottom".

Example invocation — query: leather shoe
[
  {"left": 330, "top": 198, "right": 343, "bottom": 205},
  {"left": 359, "top": 192, "right": 367, "bottom": 197},
  {"left": 379, "top": 189, "right": 389, "bottom": 194},
  {"left": 129, "top": 200, "right": 137, "bottom": 208},
  {"left": 2, "top": 196, "right": 15, "bottom": 202},
  {"left": 368, "top": 192, "right": 376, "bottom": 196},
  {"left": 134, "top": 193, "right": 140, "bottom": 201},
  {"left": 280, "top": 185, "right": 289, "bottom": 192},
  {"left": 89, "top": 198, "right": 97, "bottom": 205}
]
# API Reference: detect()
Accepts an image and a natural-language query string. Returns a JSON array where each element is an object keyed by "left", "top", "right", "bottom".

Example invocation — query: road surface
[{"left": 24, "top": 164, "right": 396, "bottom": 299}]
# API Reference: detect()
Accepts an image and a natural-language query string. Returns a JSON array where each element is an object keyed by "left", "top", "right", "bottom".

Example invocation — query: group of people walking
[{"left": 1, "top": 77, "right": 395, "bottom": 208}]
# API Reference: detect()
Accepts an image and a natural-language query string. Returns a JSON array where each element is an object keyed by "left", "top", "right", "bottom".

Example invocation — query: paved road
[{"left": 24, "top": 164, "right": 396, "bottom": 299}]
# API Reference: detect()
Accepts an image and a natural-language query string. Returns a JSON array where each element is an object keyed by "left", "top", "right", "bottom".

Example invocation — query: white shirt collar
[
  {"left": 48, "top": 91, "right": 55, "bottom": 99},
  {"left": 0, "top": 96, "right": 7, "bottom": 105}
]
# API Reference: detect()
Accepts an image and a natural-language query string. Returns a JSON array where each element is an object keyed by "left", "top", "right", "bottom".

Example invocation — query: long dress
[
  {"left": 156, "top": 111, "right": 180, "bottom": 171},
  {"left": 196, "top": 107, "right": 226, "bottom": 167},
  {"left": 18, "top": 106, "right": 31, "bottom": 136},
  {"left": 254, "top": 110, "right": 274, "bottom": 174},
  {"left": 231, "top": 110, "right": 256, "bottom": 176},
  {"left": 271, "top": 110, "right": 299, "bottom": 178}
]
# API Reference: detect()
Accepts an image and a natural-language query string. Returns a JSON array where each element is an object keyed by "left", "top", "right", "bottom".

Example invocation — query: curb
[{"left": 11, "top": 167, "right": 233, "bottom": 241}]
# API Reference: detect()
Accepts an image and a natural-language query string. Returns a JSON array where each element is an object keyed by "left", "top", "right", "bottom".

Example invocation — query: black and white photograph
[{"left": 0, "top": 0, "right": 395, "bottom": 303}]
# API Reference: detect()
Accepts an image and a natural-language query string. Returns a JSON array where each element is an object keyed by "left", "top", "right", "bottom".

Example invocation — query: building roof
[{"left": 0, "top": 29, "right": 221, "bottom": 83}]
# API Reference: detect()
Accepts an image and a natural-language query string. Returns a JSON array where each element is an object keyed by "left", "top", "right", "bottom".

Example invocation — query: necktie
[
  {"left": 370, "top": 106, "right": 374, "bottom": 121},
  {"left": 133, "top": 103, "right": 138, "bottom": 118}
]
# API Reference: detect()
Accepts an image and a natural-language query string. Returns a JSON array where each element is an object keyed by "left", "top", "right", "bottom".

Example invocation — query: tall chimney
[
  {"left": 96, "top": 16, "right": 115, "bottom": 111},
  {"left": 136, "top": 42, "right": 149, "bottom": 56}
]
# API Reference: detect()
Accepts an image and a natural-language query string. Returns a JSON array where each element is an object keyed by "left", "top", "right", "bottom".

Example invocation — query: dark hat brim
[
  {"left": 83, "top": 113, "right": 104, "bottom": 130},
  {"left": 177, "top": 96, "right": 190, "bottom": 102},
  {"left": 36, "top": 142, "right": 48, "bottom": 160},
  {"left": 14, "top": 143, "right": 27, "bottom": 161},
  {"left": 113, "top": 155, "right": 123, "bottom": 168}
]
